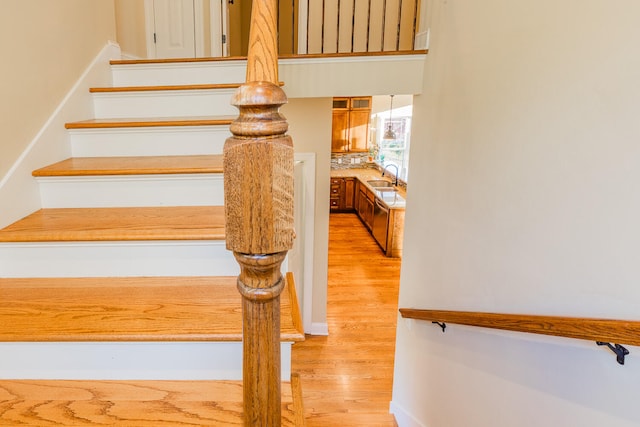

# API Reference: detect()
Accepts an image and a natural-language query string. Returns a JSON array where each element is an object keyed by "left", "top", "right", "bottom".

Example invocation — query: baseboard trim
[
  {"left": 308, "top": 322, "right": 329, "bottom": 336},
  {"left": 389, "top": 401, "right": 426, "bottom": 427}
]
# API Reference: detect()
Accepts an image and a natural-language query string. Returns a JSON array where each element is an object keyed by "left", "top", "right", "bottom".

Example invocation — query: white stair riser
[
  {"left": 93, "top": 89, "right": 237, "bottom": 119},
  {"left": 70, "top": 126, "right": 230, "bottom": 157},
  {"left": 111, "top": 61, "right": 247, "bottom": 87},
  {"left": 37, "top": 174, "right": 224, "bottom": 208},
  {"left": 0, "top": 241, "right": 240, "bottom": 278},
  {"left": 0, "top": 342, "right": 292, "bottom": 381}
]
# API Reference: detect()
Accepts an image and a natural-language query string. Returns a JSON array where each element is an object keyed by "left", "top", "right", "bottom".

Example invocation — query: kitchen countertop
[{"left": 331, "top": 168, "right": 407, "bottom": 209}]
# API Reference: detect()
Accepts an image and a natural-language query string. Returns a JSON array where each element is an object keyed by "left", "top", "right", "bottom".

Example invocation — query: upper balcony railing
[{"left": 274, "top": 0, "right": 424, "bottom": 54}]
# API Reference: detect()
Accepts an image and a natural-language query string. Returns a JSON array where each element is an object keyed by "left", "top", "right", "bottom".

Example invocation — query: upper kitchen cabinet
[{"left": 331, "top": 96, "right": 372, "bottom": 153}]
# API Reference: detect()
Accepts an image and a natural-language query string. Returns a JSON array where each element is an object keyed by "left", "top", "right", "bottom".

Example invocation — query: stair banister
[{"left": 223, "top": 0, "right": 294, "bottom": 422}]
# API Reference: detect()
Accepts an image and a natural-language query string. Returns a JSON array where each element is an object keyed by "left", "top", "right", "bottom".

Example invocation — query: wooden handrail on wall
[
  {"left": 224, "top": 0, "right": 294, "bottom": 423},
  {"left": 400, "top": 309, "right": 640, "bottom": 365}
]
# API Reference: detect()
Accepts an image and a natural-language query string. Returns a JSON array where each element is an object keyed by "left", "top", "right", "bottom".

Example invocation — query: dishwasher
[{"left": 372, "top": 198, "right": 389, "bottom": 252}]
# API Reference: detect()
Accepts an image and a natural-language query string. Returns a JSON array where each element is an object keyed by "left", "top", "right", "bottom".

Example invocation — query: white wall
[
  {"left": 0, "top": 1, "right": 116, "bottom": 180},
  {"left": 115, "top": 0, "right": 147, "bottom": 58},
  {"left": 280, "top": 55, "right": 425, "bottom": 98},
  {"left": 282, "top": 98, "right": 333, "bottom": 332},
  {"left": 0, "top": 1, "right": 117, "bottom": 228},
  {"left": 392, "top": 0, "right": 640, "bottom": 426}
]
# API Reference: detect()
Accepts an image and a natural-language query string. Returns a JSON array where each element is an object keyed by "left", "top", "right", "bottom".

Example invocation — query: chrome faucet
[{"left": 382, "top": 163, "right": 399, "bottom": 186}]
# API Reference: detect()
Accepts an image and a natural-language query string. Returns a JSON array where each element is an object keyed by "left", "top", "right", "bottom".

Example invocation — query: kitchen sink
[{"left": 367, "top": 179, "right": 395, "bottom": 188}]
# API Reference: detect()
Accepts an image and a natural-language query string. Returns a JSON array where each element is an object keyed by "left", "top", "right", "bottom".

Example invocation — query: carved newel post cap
[
  {"left": 231, "top": 81, "right": 288, "bottom": 107},
  {"left": 223, "top": 81, "right": 295, "bottom": 255}
]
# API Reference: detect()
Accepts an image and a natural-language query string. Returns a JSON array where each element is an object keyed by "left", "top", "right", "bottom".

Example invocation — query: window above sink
[{"left": 369, "top": 96, "right": 413, "bottom": 183}]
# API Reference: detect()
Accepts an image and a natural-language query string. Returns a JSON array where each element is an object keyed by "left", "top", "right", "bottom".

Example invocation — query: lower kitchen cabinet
[
  {"left": 355, "top": 178, "right": 403, "bottom": 258},
  {"left": 332, "top": 174, "right": 405, "bottom": 257},
  {"left": 344, "top": 178, "right": 356, "bottom": 210},
  {"left": 385, "top": 208, "right": 405, "bottom": 258},
  {"left": 356, "top": 183, "right": 374, "bottom": 230},
  {"left": 330, "top": 177, "right": 356, "bottom": 212}
]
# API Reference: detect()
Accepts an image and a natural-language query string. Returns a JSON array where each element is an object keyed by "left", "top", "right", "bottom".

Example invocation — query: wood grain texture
[
  {"left": 0, "top": 206, "right": 225, "bottom": 242},
  {"left": 65, "top": 116, "right": 235, "bottom": 129},
  {"left": 224, "top": 82, "right": 294, "bottom": 254},
  {"left": 0, "top": 276, "right": 304, "bottom": 342},
  {"left": 287, "top": 272, "right": 305, "bottom": 336},
  {"left": 108, "top": 49, "right": 428, "bottom": 66},
  {"left": 399, "top": 309, "right": 640, "bottom": 346},
  {"left": 235, "top": 252, "right": 287, "bottom": 426},
  {"left": 32, "top": 155, "right": 224, "bottom": 177},
  {"left": 245, "top": 0, "right": 279, "bottom": 83},
  {"left": 90, "top": 83, "right": 283, "bottom": 94},
  {"left": 226, "top": 11, "right": 291, "bottom": 418},
  {"left": 0, "top": 378, "right": 303, "bottom": 426},
  {"left": 292, "top": 213, "right": 400, "bottom": 426},
  {"left": 89, "top": 83, "right": 243, "bottom": 93},
  {"left": 278, "top": 50, "right": 428, "bottom": 59},
  {"left": 110, "top": 56, "right": 251, "bottom": 65},
  {"left": 290, "top": 373, "right": 306, "bottom": 426},
  {"left": 387, "top": 207, "right": 404, "bottom": 258}
]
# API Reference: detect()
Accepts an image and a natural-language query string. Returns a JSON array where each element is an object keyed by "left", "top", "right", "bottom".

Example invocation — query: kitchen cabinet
[
  {"left": 356, "top": 183, "right": 374, "bottom": 230},
  {"left": 331, "top": 96, "right": 372, "bottom": 153},
  {"left": 355, "top": 177, "right": 404, "bottom": 257},
  {"left": 367, "top": 191, "right": 404, "bottom": 257},
  {"left": 344, "top": 178, "right": 356, "bottom": 210},
  {"left": 386, "top": 207, "right": 405, "bottom": 258},
  {"left": 333, "top": 173, "right": 405, "bottom": 257},
  {"left": 330, "top": 177, "right": 356, "bottom": 212}
]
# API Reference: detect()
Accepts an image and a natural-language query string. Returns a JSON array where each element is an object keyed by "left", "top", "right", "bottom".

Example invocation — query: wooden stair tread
[
  {"left": 0, "top": 206, "right": 225, "bottom": 242},
  {"left": 0, "top": 374, "right": 305, "bottom": 426},
  {"left": 0, "top": 274, "right": 304, "bottom": 342},
  {"left": 107, "top": 49, "right": 428, "bottom": 66},
  {"left": 65, "top": 116, "right": 235, "bottom": 129},
  {"left": 90, "top": 83, "right": 244, "bottom": 93},
  {"left": 33, "top": 155, "right": 224, "bottom": 177},
  {"left": 110, "top": 56, "right": 248, "bottom": 65}
]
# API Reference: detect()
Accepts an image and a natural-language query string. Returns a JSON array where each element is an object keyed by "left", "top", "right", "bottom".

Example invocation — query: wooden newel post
[
  {"left": 224, "top": 0, "right": 291, "bottom": 422},
  {"left": 224, "top": 81, "right": 294, "bottom": 426}
]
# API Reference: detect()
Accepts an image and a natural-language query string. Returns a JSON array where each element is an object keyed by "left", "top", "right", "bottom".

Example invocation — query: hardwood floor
[{"left": 292, "top": 213, "right": 402, "bottom": 426}]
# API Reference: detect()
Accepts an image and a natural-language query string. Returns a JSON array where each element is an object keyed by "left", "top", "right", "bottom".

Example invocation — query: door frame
[
  {"left": 209, "top": 0, "right": 228, "bottom": 56},
  {"left": 292, "top": 152, "right": 316, "bottom": 334},
  {"left": 145, "top": 0, "right": 224, "bottom": 58}
]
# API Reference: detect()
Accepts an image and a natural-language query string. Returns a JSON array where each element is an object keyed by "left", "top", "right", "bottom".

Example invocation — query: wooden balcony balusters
[
  {"left": 305, "top": 0, "right": 420, "bottom": 54},
  {"left": 224, "top": 0, "right": 294, "bottom": 423}
]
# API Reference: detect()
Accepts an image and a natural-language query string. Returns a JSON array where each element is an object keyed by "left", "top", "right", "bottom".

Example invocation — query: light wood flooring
[{"left": 292, "top": 213, "right": 402, "bottom": 426}]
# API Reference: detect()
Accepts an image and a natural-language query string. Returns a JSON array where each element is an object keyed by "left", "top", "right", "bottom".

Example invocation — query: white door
[{"left": 153, "top": 0, "right": 196, "bottom": 58}]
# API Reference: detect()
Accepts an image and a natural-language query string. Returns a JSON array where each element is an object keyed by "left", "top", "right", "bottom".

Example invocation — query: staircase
[{"left": 0, "top": 57, "right": 305, "bottom": 425}]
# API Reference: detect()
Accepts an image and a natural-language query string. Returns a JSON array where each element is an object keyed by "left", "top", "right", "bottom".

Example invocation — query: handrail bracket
[
  {"left": 432, "top": 321, "right": 446, "bottom": 333},
  {"left": 596, "top": 341, "right": 630, "bottom": 365}
]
